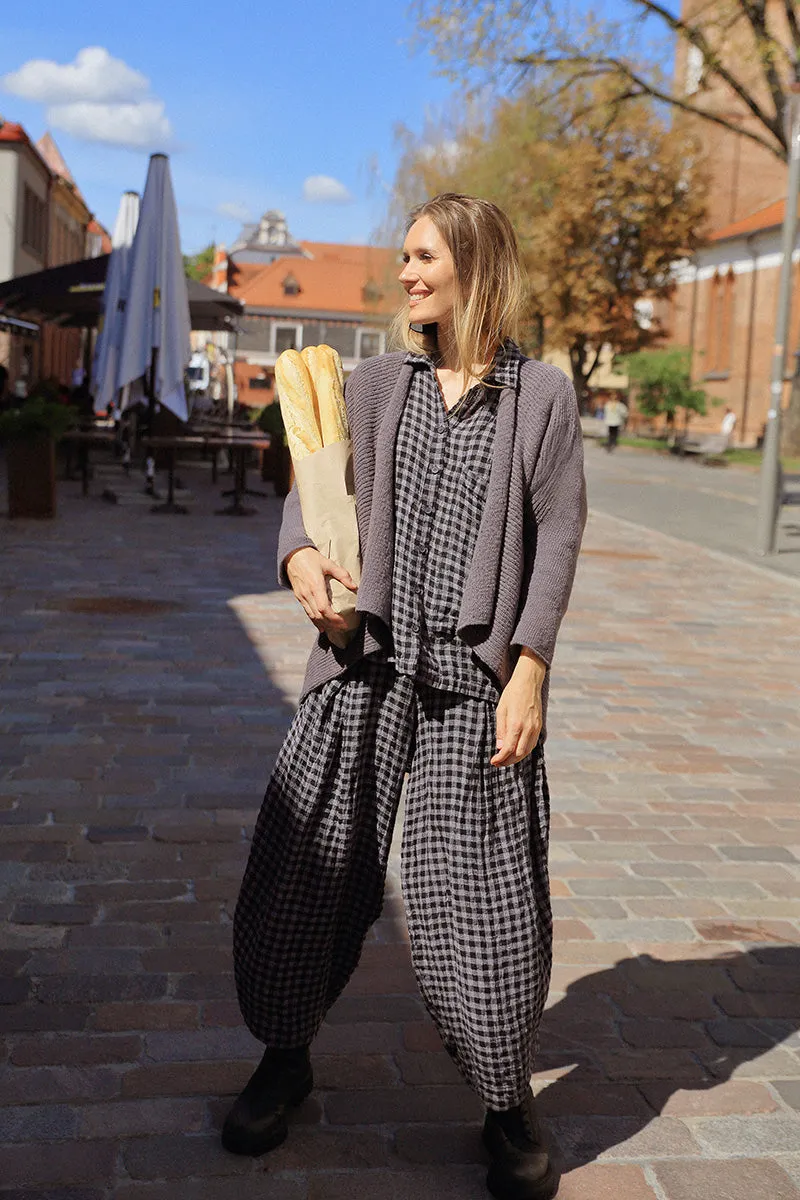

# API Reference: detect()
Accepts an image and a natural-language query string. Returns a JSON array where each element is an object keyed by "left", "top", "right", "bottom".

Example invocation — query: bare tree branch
[
  {"left": 516, "top": 53, "right": 787, "bottom": 160},
  {"left": 738, "top": 0, "right": 788, "bottom": 135},
  {"left": 626, "top": 0, "right": 785, "bottom": 145}
]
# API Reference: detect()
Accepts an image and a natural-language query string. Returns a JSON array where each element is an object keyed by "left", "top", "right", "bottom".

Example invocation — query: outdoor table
[
  {"left": 202, "top": 434, "right": 272, "bottom": 516},
  {"left": 62, "top": 429, "right": 116, "bottom": 496},
  {"left": 189, "top": 423, "right": 255, "bottom": 483},
  {"left": 145, "top": 435, "right": 207, "bottom": 514}
]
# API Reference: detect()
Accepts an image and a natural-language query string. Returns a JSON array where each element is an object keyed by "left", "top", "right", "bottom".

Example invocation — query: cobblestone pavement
[{"left": 1, "top": 457, "right": 800, "bottom": 1199}]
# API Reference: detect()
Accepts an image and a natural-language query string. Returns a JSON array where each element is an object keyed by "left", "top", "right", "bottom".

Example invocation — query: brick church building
[{"left": 659, "top": 0, "right": 798, "bottom": 445}]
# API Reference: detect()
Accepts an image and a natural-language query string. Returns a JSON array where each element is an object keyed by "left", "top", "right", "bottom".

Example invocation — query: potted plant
[
  {"left": 0, "top": 382, "right": 78, "bottom": 518},
  {"left": 254, "top": 399, "right": 292, "bottom": 497}
]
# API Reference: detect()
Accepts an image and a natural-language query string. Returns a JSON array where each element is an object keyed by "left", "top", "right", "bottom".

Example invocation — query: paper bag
[{"left": 292, "top": 438, "right": 362, "bottom": 650}]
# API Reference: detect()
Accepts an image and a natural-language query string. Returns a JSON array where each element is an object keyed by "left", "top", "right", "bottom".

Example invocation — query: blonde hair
[{"left": 390, "top": 193, "right": 526, "bottom": 381}]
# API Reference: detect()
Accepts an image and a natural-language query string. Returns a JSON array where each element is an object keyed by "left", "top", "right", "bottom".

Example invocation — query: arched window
[{"left": 705, "top": 268, "right": 735, "bottom": 374}]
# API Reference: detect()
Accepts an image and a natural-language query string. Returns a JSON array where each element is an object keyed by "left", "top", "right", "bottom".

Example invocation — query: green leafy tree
[
  {"left": 617, "top": 346, "right": 708, "bottom": 429},
  {"left": 183, "top": 243, "right": 215, "bottom": 282}
]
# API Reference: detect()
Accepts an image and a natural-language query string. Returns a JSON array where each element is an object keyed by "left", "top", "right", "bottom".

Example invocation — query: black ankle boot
[
  {"left": 483, "top": 1090, "right": 560, "bottom": 1200},
  {"left": 221, "top": 1045, "right": 313, "bottom": 1156}
]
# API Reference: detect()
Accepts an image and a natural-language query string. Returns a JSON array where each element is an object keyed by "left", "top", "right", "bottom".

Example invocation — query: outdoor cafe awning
[
  {"left": 0, "top": 255, "right": 244, "bottom": 333},
  {"left": 0, "top": 312, "right": 40, "bottom": 337}
]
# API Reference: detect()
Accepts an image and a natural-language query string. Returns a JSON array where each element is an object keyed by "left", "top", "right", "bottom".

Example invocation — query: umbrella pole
[
  {"left": 148, "top": 346, "right": 187, "bottom": 516},
  {"left": 147, "top": 347, "right": 157, "bottom": 439}
]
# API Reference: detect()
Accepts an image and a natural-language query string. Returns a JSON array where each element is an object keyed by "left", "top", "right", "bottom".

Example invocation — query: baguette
[
  {"left": 275, "top": 350, "right": 322, "bottom": 460},
  {"left": 300, "top": 345, "right": 348, "bottom": 446}
]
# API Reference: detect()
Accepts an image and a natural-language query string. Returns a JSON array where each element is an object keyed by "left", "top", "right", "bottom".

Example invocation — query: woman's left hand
[{"left": 490, "top": 649, "right": 547, "bottom": 767}]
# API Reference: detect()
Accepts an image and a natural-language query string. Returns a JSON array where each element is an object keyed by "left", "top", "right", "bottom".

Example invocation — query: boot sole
[
  {"left": 221, "top": 1072, "right": 313, "bottom": 1157},
  {"left": 486, "top": 1157, "right": 561, "bottom": 1200}
]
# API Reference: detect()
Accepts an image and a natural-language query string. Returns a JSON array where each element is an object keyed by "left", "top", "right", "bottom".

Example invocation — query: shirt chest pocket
[{"left": 461, "top": 441, "right": 494, "bottom": 517}]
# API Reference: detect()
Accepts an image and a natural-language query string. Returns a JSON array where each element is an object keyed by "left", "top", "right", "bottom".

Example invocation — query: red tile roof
[
  {"left": 36, "top": 132, "right": 74, "bottom": 183},
  {"left": 710, "top": 197, "right": 798, "bottom": 242},
  {"left": 88, "top": 219, "right": 112, "bottom": 254},
  {"left": 0, "top": 121, "right": 35, "bottom": 147},
  {"left": 229, "top": 243, "right": 400, "bottom": 316}
]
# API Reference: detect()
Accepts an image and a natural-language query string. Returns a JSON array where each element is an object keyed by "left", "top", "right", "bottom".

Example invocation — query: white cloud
[
  {"left": 2, "top": 46, "right": 149, "bottom": 105},
  {"left": 303, "top": 175, "right": 352, "bottom": 204},
  {"left": 217, "top": 201, "right": 252, "bottom": 222},
  {"left": 47, "top": 100, "right": 173, "bottom": 151},
  {"left": 1, "top": 47, "right": 175, "bottom": 153}
]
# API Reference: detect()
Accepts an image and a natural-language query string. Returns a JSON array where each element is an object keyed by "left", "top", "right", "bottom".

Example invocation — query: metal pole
[{"left": 756, "top": 85, "right": 800, "bottom": 555}]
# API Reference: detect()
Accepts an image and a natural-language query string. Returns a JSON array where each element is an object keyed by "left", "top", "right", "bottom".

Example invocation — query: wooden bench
[{"left": 780, "top": 470, "right": 800, "bottom": 510}]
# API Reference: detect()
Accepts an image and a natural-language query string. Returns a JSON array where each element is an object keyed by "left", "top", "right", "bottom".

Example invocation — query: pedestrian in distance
[
  {"left": 223, "top": 193, "right": 587, "bottom": 1200},
  {"left": 720, "top": 405, "right": 737, "bottom": 441},
  {"left": 603, "top": 395, "right": 628, "bottom": 451}
]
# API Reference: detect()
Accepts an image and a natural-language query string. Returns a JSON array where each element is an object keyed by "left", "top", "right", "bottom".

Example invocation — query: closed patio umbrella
[
  {"left": 92, "top": 190, "right": 140, "bottom": 415},
  {"left": 116, "top": 154, "right": 191, "bottom": 423}
]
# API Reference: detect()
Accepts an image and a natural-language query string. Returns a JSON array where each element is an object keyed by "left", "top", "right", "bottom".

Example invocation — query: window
[
  {"left": 787, "top": 261, "right": 800, "bottom": 379},
  {"left": 22, "top": 186, "right": 47, "bottom": 258},
  {"left": 357, "top": 329, "right": 384, "bottom": 359},
  {"left": 282, "top": 273, "right": 301, "bottom": 296},
  {"left": 250, "top": 374, "right": 272, "bottom": 389},
  {"left": 274, "top": 325, "right": 301, "bottom": 354},
  {"left": 705, "top": 269, "right": 735, "bottom": 375}
]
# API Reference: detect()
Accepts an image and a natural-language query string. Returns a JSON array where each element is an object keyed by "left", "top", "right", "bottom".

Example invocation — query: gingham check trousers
[{"left": 233, "top": 655, "right": 553, "bottom": 1109}]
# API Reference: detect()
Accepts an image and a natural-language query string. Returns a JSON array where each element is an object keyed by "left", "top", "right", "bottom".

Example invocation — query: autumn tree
[
  {"left": 386, "top": 84, "right": 707, "bottom": 406},
  {"left": 412, "top": 0, "right": 799, "bottom": 163},
  {"left": 413, "top": 0, "right": 800, "bottom": 450}
]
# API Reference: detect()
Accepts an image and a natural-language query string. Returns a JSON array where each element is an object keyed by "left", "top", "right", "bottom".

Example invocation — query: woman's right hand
[{"left": 284, "top": 546, "right": 358, "bottom": 638}]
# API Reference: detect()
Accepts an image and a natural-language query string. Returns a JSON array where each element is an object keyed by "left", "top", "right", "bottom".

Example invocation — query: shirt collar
[{"left": 404, "top": 338, "right": 523, "bottom": 392}]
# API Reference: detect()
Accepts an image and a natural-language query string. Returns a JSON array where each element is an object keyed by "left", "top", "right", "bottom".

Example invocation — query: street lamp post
[{"left": 756, "top": 84, "right": 800, "bottom": 556}]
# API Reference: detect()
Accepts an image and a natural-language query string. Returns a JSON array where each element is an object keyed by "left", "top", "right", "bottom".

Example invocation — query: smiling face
[{"left": 399, "top": 215, "right": 457, "bottom": 329}]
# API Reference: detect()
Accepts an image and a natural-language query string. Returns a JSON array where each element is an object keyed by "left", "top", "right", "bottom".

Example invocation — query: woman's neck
[
  {"left": 432, "top": 323, "right": 459, "bottom": 373},
  {"left": 433, "top": 324, "right": 491, "bottom": 384}
]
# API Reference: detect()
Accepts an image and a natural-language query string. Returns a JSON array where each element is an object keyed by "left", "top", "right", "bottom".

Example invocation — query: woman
[{"left": 223, "top": 194, "right": 586, "bottom": 1200}]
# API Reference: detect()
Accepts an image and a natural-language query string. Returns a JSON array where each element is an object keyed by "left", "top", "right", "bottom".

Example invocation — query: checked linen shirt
[{"left": 385, "top": 340, "right": 524, "bottom": 701}]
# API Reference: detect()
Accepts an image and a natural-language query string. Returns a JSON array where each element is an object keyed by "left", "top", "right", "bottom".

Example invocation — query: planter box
[{"left": 6, "top": 434, "right": 57, "bottom": 518}]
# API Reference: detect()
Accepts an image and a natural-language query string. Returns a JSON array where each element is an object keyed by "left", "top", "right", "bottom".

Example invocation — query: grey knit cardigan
[{"left": 276, "top": 351, "right": 587, "bottom": 732}]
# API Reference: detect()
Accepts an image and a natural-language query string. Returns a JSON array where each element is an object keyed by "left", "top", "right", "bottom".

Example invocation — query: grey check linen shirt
[{"left": 380, "top": 340, "right": 523, "bottom": 701}]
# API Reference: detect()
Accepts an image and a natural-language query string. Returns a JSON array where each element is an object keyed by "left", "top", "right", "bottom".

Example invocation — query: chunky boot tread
[
  {"left": 485, "top": 1156, "right": 560, "bottom": 1200},
  {"left": 483, "top": 1093, "right": 560, "bottom": 1200},
  {"left": 221, "top": 1048, "right": 313, "bottom": 1158}
]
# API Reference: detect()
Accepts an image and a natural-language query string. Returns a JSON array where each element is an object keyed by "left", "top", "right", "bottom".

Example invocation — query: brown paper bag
[{"left": 292, "top": 438, "right": 362, "bottom": 650}]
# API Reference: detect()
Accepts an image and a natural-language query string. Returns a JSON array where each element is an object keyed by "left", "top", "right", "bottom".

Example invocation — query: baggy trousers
[{"left": 233, "top": 656, "right": 553, "bottom": 1109}]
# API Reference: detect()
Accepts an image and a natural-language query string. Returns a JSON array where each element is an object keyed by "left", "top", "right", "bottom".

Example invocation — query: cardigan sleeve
[
  {"left": 276, "top": 478, "right": 316, "bottom": 589},
  {"left": 510, "top": 374, "right": 587, "bottom": 667}
]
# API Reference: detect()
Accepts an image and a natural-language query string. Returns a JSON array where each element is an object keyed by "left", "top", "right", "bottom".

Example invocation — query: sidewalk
[
  {"left": 1, "top": 462, "right": 799, "bottom": 1199},
  {"left": 584, "top": 441, "right": 800, "bottom": 581}
]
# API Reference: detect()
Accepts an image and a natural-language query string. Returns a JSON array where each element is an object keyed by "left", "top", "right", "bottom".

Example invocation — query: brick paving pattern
[{"left": 1, "top": 458, "right": 799, "bottom": 1199}]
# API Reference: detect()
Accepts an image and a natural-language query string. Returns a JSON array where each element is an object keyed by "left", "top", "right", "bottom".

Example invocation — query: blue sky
[
  {"left": 1, "top": 0, "right": 666, "bottom": 255},
  {"left": 0, "top": 0, "right": 458, "bottom": 254}
]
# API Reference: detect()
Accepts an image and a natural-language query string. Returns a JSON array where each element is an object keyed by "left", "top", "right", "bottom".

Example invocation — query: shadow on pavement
[{"left": 532, "top": 943, "right": 800, "bottom": 1168}]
